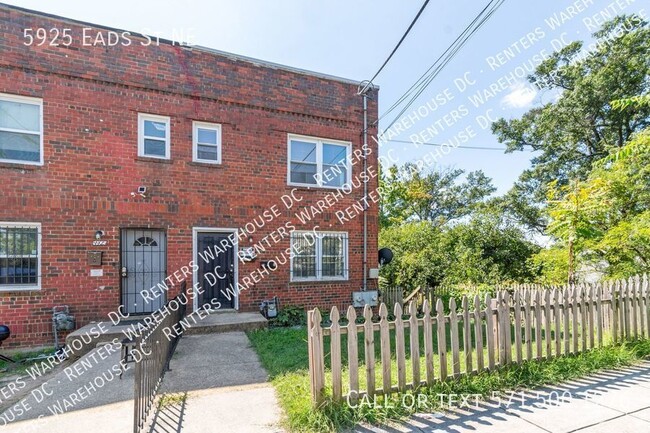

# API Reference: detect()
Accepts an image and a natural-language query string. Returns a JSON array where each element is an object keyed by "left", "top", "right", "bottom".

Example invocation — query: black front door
[{"left": 197, "top": 232, "right": 235, "bottom": 309}]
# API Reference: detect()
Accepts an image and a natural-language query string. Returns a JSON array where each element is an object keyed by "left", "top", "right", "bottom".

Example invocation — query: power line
[
  {"left": 387, "top": 139, "right": 530, "bottom": 151},
  {"left": 359, "top": 0, "right": 431, "bottom": 95},
  {"left": 378, "top": 0, "right": 506, "bottom": 132},
  {"left": 378, "top": 0, "right": 501, "bottom": 122},
  {"left": 381, "top": 0, "right": 505, "bottom": 129}
]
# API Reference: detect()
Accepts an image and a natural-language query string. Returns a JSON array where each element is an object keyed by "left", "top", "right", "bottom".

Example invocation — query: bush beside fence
[{"left": 308, "top": 275, "right": 649, "bottom": 406}]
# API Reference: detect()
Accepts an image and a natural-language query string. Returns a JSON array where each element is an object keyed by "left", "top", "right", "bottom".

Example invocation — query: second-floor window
[
  {"left": 138, "top": 113, "right": 170, "bottom": 159},
  {"left": 193, "top": 122, "right": 221, "bottom": 164},
  {"left": 0, "top": 93, "right": 43, "bottom": 165},
  {"left": 288, "top": 134, "right": 351, "bottom": 188}
]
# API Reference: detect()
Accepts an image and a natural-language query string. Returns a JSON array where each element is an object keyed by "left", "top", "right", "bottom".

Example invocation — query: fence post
[
  {"left": 504, "top": 292, "right": 512, "bottom": 364},
  {"left": 474, "top": 295, "right": 484, "bottom": 372},
  {"left": 436, "top": 299, "right": 448, "bottom": 380},
  {"left": 545, "top": 289, "right": 552, "bottom": 359},
  {"left": 409, "top": 301, "right": 421, "bottom": 386},
  {"left": 379, "top": 304, "right": 391, "bottom": 395},
  {"left": 363, "top": 305, "right": 375, "bottom": 397},
  {"left": 496, "top": 292, "right": 506, "bottom": 365},
  {"left": 514, "top": 291, "right": 522, "bottom": 364},
  {"left": 394, "top": 303, "right": 407, "bottom": 391},
  {"left": 620, "top": 280, "right": 630, "bottom": 340},
  {"left": 485, "top": 294, "right": 495, "bottom": 370},
  {"left": 448, "top": 298, "right": 460, "bottom": 377},
  {"left": 525, "top": 290, "right": 533, "bottom": 360},
  {"left": 307, "top": 309, "right": 325, "bottom": 407},
  {"left": 423, "top": 301, "right": 435, "bottom": 385},
  {"left": 643, "top": 274, "right": 650, "bottom": 337},
  {"left": 346, "top": 306, "right": 359, "bottom": 403},
  {"left": 535, "top": 291, "right": 543, "bottom": 359},
  {"left": 330, "top": 306, "right": 342, "bottom": 403},
  {"left": 462, "top": 296, "right": 473, "bottom": 373},
  {"left": 571, "top": 286, "right": 579, "bottom": 353},
  {"left": 553, "top": 289, "right": 561, "bottom": 356}
]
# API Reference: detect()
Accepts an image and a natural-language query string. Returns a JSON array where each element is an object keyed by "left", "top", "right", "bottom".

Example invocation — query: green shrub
[{"left": 271, "top": 305, "right": 307, "bottom": 327}]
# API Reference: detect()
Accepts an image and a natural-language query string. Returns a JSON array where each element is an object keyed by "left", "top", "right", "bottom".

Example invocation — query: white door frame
[{"left": 192, "top": 227, "right": 239, "bottom": 311}]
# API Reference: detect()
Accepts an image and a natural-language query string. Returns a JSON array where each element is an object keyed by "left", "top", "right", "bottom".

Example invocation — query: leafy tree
[
  {"left": 528, "top": 246, "right": 570, "bottom": 286},
  {"left": 379, "top": 210, "right": 540, "bottom": 290},
  {"left": 545, "top": 178, "right": 608, "bottom": 283},
  {"left": 492, "top": 15, "right": 650, "bottom": 230},
  {"left": 536, "top": 128, "right": 650, "bottom": 279},
  {"left": 380, "top": 163, "right": 495, "bottom": 228},
  {"left": 379, "top": 221, "right": 447, "bottom": 289}
]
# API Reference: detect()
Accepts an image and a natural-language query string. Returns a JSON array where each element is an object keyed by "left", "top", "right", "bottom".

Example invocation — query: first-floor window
[
  {"left": 0, "top": 223, "right": 40, "bottom": 289},
  {"left": 291, "top": 231, "right": 347, "bottom": 281}
]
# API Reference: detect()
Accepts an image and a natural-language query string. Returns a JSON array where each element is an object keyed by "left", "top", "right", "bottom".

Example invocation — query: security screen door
[{"left": 121, "top": 229, "right": 167, "bottom": 314}]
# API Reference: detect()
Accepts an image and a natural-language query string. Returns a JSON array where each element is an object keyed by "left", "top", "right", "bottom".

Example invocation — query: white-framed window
[
  {"left": 0, "top": 93, "right": 43, "bottom": 165},
  {"left": 138, "top": 113, "right": 170, "bottom": 159},
  {"left": 287, "top": 134, "right": 351, "bottom": 188},
  {"left": 0, "top": 222, "right": 41, "bottom": 290},
  {"left": 192, "top": 122, "right": 221, "bottom": 164},
  {"left": 290, "top": 231, "right": 348, "bottom": 281}
]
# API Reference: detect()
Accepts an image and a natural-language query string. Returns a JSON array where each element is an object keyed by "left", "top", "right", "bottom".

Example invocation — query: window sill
[
  {"left": 0, "top": 161, "right": 42, "bottom": 171},
  {"left": 287, "top": 183, "right": 347, "bottom": 192},
  {"left": 290, "top": 278, "right": 349, "bottom": 284},
  {"left": 188, "top": 161, "right": 223, "bottom": 168},
  {"left": 0, "top": 286, "right": 41, "bottom": 293},
  {"left": 136, "top": 156, "right": 172, "bottom": 164}
]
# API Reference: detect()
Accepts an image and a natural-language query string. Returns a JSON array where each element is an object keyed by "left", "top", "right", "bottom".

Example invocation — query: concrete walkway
[
  {"left": 155, "top": 333, "right": 285, "bottom": 433},
  {"left": 0, "top": 332, "right": 284, "bottom": 433},
  {"left": 355, "top": 360, "right": 650, "bottom": 433}
]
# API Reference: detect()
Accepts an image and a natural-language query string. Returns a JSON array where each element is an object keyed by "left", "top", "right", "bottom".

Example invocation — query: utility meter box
[
  {"left": 87, "top": 251, "right": 103, "bottom": 266},
  {"left": 352, "top": 290, "right": 379, "bottom": 307}
]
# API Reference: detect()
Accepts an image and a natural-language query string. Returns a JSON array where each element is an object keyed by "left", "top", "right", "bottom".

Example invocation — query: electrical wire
[
  {"left": 378, "top": 0, "right": 506, "bottom": 134},
  {"left": 359, "top": 0, "right": 432, "bottom": 95},
  {"left": 387, "top": 138, "right": 532, "bottom": 151},
  {"left": 378, "top": 0, "right": 501, "bottom": 121}
]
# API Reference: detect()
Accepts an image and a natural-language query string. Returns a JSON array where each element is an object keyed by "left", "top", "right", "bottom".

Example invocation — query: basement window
[
  {"left": 0, "top": 93, "right": 43, "bottom": 165},
  {"left": 0, "top": 223, "right": 41, "bottom": 290},
  {"left": 290, "top": 231, "right": 348, "bottom": 281},
  {"left": 138, "top": 113, "right": 170, "bottom": 159},
  {"left": 192, "top": 122, "right": 221, "bottom": 164},
  {"left": 288, "top": 135, "right": 351, "bottom": 188}
]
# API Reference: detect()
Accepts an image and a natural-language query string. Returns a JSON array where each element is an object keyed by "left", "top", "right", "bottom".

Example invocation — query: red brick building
[{"left": 0, "top": 5, "right": 379, "bottom": 348}]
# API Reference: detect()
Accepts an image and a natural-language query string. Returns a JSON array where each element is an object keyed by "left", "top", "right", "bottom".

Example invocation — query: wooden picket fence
[{"left": 307, "top": 275, "right": 650, "bottom": 406}]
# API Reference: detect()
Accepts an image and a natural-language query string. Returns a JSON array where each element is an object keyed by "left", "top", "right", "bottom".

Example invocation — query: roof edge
[{"left": 0, "top": 2, "right": 378, "bottom": 89}]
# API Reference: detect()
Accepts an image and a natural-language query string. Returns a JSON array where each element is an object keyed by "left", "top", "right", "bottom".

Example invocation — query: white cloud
[{"left": 501, "top": 82, "right": 537, "bottom": 109}]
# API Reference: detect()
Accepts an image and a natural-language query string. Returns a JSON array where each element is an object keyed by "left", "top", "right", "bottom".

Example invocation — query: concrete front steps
[
  {"left": 184, "top": 310, "right": 268, "bottom": 335},
  {"left": 65, "top": 310, "right": 267, "bottom": 358}
]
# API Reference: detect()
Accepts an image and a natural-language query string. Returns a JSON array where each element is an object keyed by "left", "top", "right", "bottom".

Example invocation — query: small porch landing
[
  {"left": 184, "top": 310, "right": 268, "bottom": 335},
  {"left": 65, "top": 310, "right": 267, "bottom": 358}
]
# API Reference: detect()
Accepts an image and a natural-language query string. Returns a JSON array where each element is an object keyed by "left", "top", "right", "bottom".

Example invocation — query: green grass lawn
[
  {"left": 248, "top": 326, "right": 650, "bottom": 433},
  {"left": 0, "top": 348, "right": 54, "bottom": 380}
]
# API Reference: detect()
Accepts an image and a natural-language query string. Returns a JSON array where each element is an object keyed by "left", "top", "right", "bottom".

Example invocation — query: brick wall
[{"left": 0, "top": 5, "right": 379, "bottom": 348}]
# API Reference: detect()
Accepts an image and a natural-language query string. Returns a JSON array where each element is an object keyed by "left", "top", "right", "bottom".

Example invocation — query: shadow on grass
[{"left": 148, "top": 392, "right": 188, "bottom": 433}]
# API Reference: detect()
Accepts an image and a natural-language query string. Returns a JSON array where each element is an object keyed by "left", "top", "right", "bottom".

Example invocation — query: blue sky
[{"left": 5, "top": 0, "right": 647, "bottom": 194}]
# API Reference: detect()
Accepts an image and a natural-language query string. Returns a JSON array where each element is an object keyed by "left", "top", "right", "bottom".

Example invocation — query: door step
[{"left": 184, "top": 311, "right": 268, "bottom": 335}]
